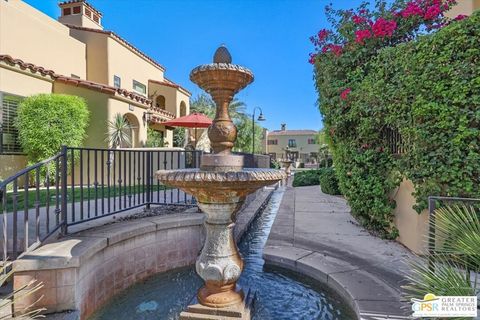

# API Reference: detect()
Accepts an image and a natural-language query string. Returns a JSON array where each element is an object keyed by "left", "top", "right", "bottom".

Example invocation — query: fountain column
[{"left": 156, "top": 45, "right": 285, "bottom": 319}]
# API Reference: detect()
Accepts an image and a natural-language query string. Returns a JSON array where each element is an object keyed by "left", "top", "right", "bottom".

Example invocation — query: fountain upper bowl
[{"left": 156, "top": 168, "right": 285, "bottom": 203}]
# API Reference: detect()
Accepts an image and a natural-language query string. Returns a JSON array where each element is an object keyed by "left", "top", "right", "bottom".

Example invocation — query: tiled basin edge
[{"left": 263, "top": 245, "right": 406, "bottom": 320}]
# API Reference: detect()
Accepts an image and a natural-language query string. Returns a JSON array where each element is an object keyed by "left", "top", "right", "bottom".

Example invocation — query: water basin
[{"left": 90, "top": 188, "right": 355, "bottom": 320}]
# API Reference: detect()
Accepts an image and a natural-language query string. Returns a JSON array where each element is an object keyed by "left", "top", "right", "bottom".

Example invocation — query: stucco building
[
  {"left": 263, "top": 124, "right": 319, "bottom": 164},
  {"left": 0, "top": 0, "right": 190, "bottom": 178},
  {"left": 445, "top": 0, "right": 480, "bottom": 18}
]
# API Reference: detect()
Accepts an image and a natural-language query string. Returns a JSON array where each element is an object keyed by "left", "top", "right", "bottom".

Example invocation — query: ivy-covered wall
[{"left": 312, "top": 2, "right": 479, "bottom": 238}]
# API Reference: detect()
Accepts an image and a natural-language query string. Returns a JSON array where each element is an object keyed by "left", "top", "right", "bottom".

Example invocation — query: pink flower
[
  {"left": 355, "top": 29, "right": 372, "bottom": 44},
  {"left": 308, "top": 53, "right": 317, "bottom": 64},
  {"left": 318, "top": 29, "right": 329, "bottom": 41},
  {"left": 372, "top": 18, "right": 397, "bottom": 38},
  {"left": 424, "top": 4, "right": 442, "bottom": 20},
  {"left": 401, "top": 2, "right": 423, "bottom": 17},
  {"left": 352, "top": 15, "right": 367, "bottom": 24},
  {"left": 454, "top": 14, "right": 468, "bottom": 20},
  {"left": 340, "top": 88, "right": 351, "bottom": 100},
  {"left": 322, "top": 44, "right": 343, "bottom": 57}
]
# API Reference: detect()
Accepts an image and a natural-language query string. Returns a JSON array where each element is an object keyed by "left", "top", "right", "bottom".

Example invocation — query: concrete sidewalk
[{"left": 263, "top": 184, "right": 415, "bottom": 320}]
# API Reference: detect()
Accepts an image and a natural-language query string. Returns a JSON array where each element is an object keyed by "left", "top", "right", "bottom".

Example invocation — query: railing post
[
  {"left": 428, "top": 196, "right": 436, "bottom": 271},
  {"left": 145, "top": 150, "right": 151, "bottom": 210},
  {"left": 60, "top": 145, "right": 68, "bottom": 235}
]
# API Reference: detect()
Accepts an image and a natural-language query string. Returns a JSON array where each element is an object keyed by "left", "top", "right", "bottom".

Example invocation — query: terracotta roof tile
[
  {"left": 268, "top": 130, "right": 318, "bottom": 136},
  {"left": 0, "top": 55, "right": 156, "bottom": 107},
  {"left": 59, "top": 0, "right": 102, "bottom": 17},
  {"left": 0, "top": 55, "right": 57, "bottom": 78},
  {"left": 149, "top": 79, "right": 191, "bottom": 96},
  {"left": 65, "top": 24, "right": 165, "bottom": 71}
]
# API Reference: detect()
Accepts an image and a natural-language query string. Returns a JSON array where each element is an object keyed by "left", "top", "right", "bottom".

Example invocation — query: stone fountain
[{"left": 156, "top": 46, "right": 285, "bottom": 319}]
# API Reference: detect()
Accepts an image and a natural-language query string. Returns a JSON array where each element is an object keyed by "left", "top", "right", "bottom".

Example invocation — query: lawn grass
[{"left": 0, "top": 184, "right": 171, "bottom": 212}]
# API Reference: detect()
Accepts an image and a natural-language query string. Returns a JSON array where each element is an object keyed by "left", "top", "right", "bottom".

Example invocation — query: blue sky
[{"left": 24, "top": 0, "right": 365, "bottom": 131}]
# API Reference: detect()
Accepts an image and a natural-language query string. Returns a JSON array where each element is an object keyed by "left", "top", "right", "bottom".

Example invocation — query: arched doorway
[{"left": 122, "top": 113, "right": 140, "bottom": 148}]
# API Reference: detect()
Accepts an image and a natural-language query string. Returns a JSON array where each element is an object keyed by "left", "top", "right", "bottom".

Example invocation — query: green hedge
[
  {"left": 292, "top": 170, "right": 322, "bottom": 187},
  {"left": 314, "top": 10, "right": 480, "bottom": 238},
  {"left": 319, "top": 168, "right": 341, "bottom": 195},
  {"left": 16, "top": 94, "right": 89, "bottom": 164}
]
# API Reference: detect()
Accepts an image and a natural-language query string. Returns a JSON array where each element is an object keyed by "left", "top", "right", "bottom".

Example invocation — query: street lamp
[{"left": 252, "top": 107, "right": 265, "bottom": 154}]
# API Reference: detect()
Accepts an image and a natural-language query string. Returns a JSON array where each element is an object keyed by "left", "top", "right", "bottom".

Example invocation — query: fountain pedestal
[{"left": 156, "top": 46, "right": 285, "bottom": 320}]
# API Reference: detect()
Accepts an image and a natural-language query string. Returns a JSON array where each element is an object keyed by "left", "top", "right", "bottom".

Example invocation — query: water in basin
[{"left": 90, "top": 187, "right": 355, "bottom": 319}]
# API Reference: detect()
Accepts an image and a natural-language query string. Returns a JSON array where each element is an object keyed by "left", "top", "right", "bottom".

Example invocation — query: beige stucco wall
[
  {"left": 0, "top": 0, "right": 86, "bottom": 78},
  {"left": 68, "top": 29, "right": 109, "bottom": 85},
  {"left": 149, "top": 82, "right": 178, "bottom": 115},
  {"left": 53, "top": 82, "right": 109, "bottom": 149},
  {"left": 0, "top": 155, "right": 27, "bottom": 181},
  {"left": 107, "top": 38, "right": 164, "bottom": 92},
  {"left": 266, "top": 133, "right": 319, "bottom": 162},
  {"left": 0, "top": 67, "right": 54, "bottom": 179},
  {"left": 392, "top": 179, "right": 429, "bottom": 254},
  {"left": 0, "top": 67, "right": 53, "bottom": 97},
  {"left": 445, "top": 0, "right": 480, "bottom": 18}
]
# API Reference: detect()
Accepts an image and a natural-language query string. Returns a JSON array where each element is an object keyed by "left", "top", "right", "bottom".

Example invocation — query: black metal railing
[
  {"left": 0, "top": 147, "right": 202, "bottom": 260},
  {"left": 427, "top": 196, "right": 480, "bottom": 269}
]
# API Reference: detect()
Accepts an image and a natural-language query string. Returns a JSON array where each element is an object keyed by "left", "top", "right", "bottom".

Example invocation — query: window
[
  {"left": 85, "top": 8, "right": 92, "bottom": 18},
  {"left": 0, "top": 94, "right": 22, "bottom": 154},
  {"left": 267, "top": 139, "right": 278, "bottom": 145},
  {"left": 114, "top": 75, "right": 121, "bottom": 89},
  {"left": 308, "top": 138, "right": 316, "bottom": 144},
  {"left": 63, "top": 8, "right": 71, "bottom": 15},
  {"left": 72, "top": 6, "right": 81, "bottom": 14},
  {"left": 288, "top": 139, "right": 297, "bottom": 148},
  {"left": 93, "top": 14, "right": 99, "bottom": 23},
  {"left": 133, "top": 80, "right": 146, "bottom": 95}
]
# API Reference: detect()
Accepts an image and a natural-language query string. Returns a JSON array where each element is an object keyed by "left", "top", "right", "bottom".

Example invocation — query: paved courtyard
[{"left": 264, "top": 183, "right": 415, "bottom": 320}]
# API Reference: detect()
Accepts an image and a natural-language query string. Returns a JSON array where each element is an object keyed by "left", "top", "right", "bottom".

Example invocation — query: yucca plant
[
  {"left": 403, "top": 205, "right": 480, "bottom": 319},
  {"left": 106, "top": 113, "right": 133, "bottom": 149},
  {"left": 0, "top": 262, "right": 44, "bottom": 319}
]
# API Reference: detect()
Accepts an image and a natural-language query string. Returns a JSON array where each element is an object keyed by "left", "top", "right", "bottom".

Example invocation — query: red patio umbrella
[{"left": 162, "top": 112, "right": 212, "bottom": 148}]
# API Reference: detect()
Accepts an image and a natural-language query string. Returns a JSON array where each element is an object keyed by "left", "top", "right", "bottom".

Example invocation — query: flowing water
[{"left": 90, "top": 187, "right": 354, "bottom": 320}]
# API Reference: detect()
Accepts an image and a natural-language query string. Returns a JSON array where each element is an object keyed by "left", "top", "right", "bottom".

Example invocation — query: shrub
[
  {"left": 319, "top": 168, "right": 341, "bottom": 195},
  {"left": 292, "top": 170, "right": 321, "bottom": 187},
  {"left": 16, "top": 94, "right": 89, "bottom": 164},
  {"left": 311, "top": 1, "right": 478, "bottom": 238}
]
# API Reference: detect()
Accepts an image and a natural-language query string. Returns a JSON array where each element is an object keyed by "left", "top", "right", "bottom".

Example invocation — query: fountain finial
[{"left": 213, "top": 44, "right": 232, "bottom": 64}]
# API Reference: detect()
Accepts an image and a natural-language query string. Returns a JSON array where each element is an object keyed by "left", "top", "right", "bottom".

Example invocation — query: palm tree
[
  {"left": 106, "top": 113, "right": 133, "bottom": 148},
  {"left": 190, "top": 94, "right": 247, "bottom": 121},
  {"left": 403, "top": 205, "right": 480, "bottom": 304}
]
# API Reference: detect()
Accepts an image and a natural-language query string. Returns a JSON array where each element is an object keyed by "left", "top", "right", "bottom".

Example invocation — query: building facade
[
  {"left": 263, "top": 124, "right": 319, "bottom": 164},
  {"left": 0, "top": 0, "right": 190, "bottom": 178},
  {"left": 445, "top": 0, "right": 480, "bottom": 18}
]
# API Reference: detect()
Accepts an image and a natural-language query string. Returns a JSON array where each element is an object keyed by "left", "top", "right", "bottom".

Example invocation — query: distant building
[
  {"left": 445, "top": 0, "right": 480, "bottom": 18},
  {"left": 0, "top": 0, "right": 190, "bottom": 178},
  {"left": 263, "top": 124, "right": 319, "bottom": 164}
]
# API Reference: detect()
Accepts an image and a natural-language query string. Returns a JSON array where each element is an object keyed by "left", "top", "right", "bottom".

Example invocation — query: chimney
[
  {"left": 281, "top": 123, "right": 286, "bottom": 131},
  {"left": 58, "top": 0, "right": 103, "bottom": 30}
]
